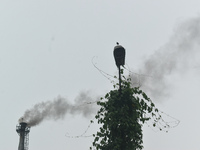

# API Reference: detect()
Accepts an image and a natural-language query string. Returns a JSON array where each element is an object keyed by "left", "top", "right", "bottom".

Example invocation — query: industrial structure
[{"left": 16, "top": 122, "right": 30, "bottom": 150}]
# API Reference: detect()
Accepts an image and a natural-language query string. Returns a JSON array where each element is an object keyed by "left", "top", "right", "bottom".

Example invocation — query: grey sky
[{"left": 0, "top": 0, "right": 200, "bottom": 150}]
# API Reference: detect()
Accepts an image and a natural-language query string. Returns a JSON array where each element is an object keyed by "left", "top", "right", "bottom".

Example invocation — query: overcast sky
[{"left": 1, "top": 1, "right": 200, "bottom": 150}]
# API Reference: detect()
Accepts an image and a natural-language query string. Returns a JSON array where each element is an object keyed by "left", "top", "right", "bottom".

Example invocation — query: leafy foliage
[{"left": 91, "top": 74, "right": 164, "bottom": 150}]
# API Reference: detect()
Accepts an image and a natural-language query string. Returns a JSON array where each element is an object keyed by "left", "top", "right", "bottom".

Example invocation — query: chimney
[{"left": 16, "top": 122, "right": 30, "bottom": 150}]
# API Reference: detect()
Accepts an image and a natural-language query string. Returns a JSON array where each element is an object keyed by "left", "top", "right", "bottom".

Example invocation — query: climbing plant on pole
[
  {"left": 91, "top": 72, "right": 168, "bottom": 150},
  {"left": 91, "top": 44, "right": 179, "bottom": 150}
]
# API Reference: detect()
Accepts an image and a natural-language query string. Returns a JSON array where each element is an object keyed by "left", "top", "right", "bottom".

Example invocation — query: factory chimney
[{"left": 16, "top": 121, "right": 30, "bottom": 150}]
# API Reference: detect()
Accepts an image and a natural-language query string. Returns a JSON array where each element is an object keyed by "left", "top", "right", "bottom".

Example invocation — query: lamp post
[{"left": 113, "top": 43, "right": 126, "bottom": 92}]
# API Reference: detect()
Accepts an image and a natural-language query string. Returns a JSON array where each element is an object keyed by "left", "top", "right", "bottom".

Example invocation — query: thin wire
[
  {"left": 65, "top": 118, "right": 95, "bottom": 138},
  {"left": 145, "top": 108, "right": 180, "bottom": 132},
  {"left": 91, "top": 56, "right": 116, "bottom": 83}
]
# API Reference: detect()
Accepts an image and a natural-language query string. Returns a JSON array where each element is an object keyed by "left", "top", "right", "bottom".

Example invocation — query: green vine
[{"left": 91, "top": 72, "right": 167, "bottom": 150}]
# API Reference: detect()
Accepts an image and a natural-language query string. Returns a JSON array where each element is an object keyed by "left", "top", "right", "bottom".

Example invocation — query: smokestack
[{"left": 16, "top": 121, "right": 30, "bottom": 150}]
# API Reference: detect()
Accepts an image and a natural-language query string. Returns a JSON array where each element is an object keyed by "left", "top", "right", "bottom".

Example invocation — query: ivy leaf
[
  {"left": 151, "top": 103, "right": 155, "bottom": 107},
  {"left": 105, "top": 93, "right": 109, "bottom": 99}
]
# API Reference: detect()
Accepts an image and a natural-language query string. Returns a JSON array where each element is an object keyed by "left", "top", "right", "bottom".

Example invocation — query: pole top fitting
[{"left": 113, "top": 43, "right": 126, "bottom": 68}]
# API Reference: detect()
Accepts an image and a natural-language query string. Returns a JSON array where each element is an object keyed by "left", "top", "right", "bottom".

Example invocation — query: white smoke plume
[
  {"left": 19, "top": 91, "right": 99, "bottom": 127},
  {"left": 131, "top": 16, "right": 200, "bottom": 100}
]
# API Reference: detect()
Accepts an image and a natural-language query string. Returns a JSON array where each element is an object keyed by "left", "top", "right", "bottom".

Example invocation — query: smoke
[
  {"left": 20, "top": 16, "right": 200, "bottom": 126},
  {"left": 131, "top": 16, "right": 200, "bottom": 100},
  {"left": 19, "top": 91, "right": 99, "bottom": 127}
]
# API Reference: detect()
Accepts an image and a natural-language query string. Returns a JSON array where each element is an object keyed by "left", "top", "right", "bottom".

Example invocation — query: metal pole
[{"left": 119, "top": 65, "right": 121, "bottom": 93}]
